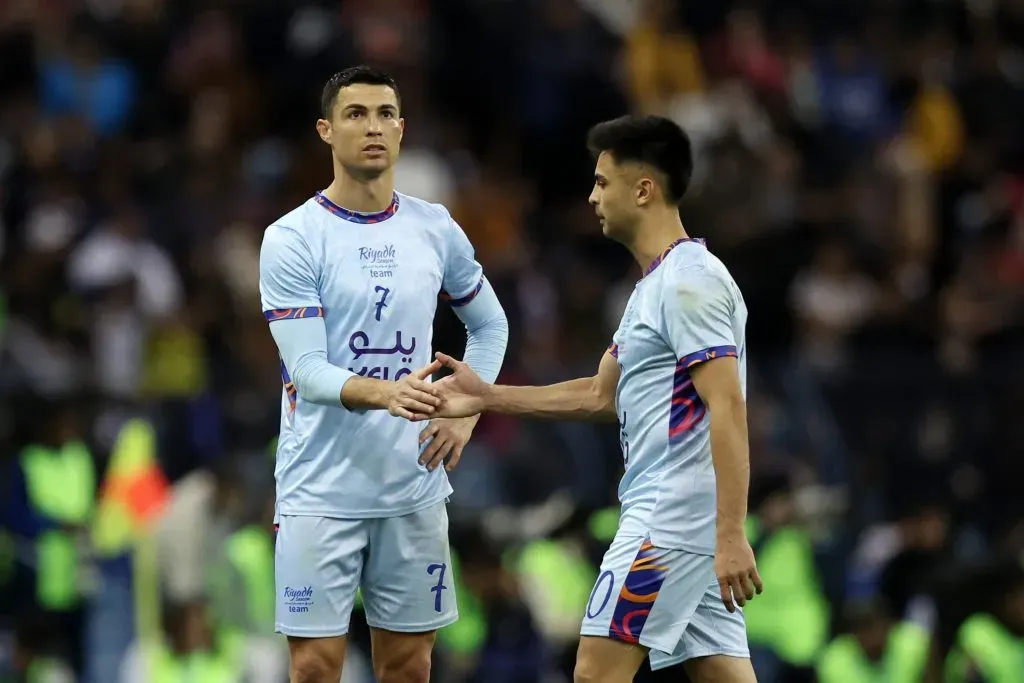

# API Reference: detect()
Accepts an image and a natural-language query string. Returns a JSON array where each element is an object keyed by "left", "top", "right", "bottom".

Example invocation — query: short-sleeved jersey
[
  {"left": 259, "top": 191, "right": 485, "bottom": 519},
  {"left": 609, "top": 238, "right": 747, "bottom": 554}
]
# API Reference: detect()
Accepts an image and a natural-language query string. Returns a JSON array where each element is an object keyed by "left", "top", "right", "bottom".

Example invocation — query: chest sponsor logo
[{"left": 358, "top": 244, "right": 396, "bottom": 278}]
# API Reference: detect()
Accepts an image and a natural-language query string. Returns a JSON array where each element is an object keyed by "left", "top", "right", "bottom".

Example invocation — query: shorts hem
[
  {"left": 579, "top": 628, "right": 612, "bottom": 640},
  {"left": 651, "top": 649, "right": 751, "bottom": 671},
  {"left": 580, "top": 628, "right": 660, "bottom": 649},
  {"left": 275, "top": 623, "right": 350, "bottom": 638},
  {"left": 365, "top": 612, "right": 459, "bottom": 634},
  {"left": 638, "top": 634, "right": 682, "bottom": 656},
  {"left": 581, "top": 626, "right": 675, "bottom": 651},
  {"left": 579, "top": 630, "right": 682, "bottom": 659}
]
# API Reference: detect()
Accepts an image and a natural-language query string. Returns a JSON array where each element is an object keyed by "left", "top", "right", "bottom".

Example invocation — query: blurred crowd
[{"left": 2, "top": 0, "right": 1024, "bottom": 682}]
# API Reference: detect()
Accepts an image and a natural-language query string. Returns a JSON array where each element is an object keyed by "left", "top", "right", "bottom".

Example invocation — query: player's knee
[
  {"left": 371, "top": 629, "right": 435, "bottom": 683},
  {"left": 290, "top": 657, "right": 340, "bottom": 683},
  {"left": 574, "top": 636, "right": 643, "bottom": 683},
  {"left": 374, "top": 645, "right": 431, "bottom": 683},
  {"left": 288, "top": 639, "right": 345, "bottom": 683},
  {"left": 574, "top": 654, "right": 611, "bottom": 683},
  {"left": 573, "top": 661, "right": 595, "bottom": 683}
]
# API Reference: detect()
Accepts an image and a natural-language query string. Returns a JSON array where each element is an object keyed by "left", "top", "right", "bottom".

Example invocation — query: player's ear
[
  {"left": 636, "top": 177, "right": 655, "bottom": 206},
  {"left": 315, "top": 118, "right": 332, "bottom": 145},
  {"left": 399, "top": 117, "right": 405, "bottom": 142}
]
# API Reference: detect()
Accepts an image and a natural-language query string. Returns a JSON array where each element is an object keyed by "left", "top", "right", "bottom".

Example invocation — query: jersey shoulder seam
[
  {"left": 397, "top": 192, "right": 452, "bottom": 221},
  {"left": 265, "top": 223, "right": 318, "bottom": 260}
]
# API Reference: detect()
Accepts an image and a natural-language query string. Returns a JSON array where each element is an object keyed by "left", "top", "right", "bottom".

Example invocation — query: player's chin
[
  {"left": 349, "top": 157, "right": 393, "bottom": 175},
  {"left": 600, "top": 220, "right": 622, "bottom": 241}
]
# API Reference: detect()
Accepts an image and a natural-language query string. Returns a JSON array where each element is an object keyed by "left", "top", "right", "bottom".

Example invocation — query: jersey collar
[
  {"left": 314, "top": 191, "right": 400, "bottom": 224},
  {"left": 642, "top": 237, "right": 704, "bottom": 278}
]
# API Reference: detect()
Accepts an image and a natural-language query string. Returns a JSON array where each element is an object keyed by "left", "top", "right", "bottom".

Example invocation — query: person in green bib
[
  {"left": 119, "top": 600, "right": 245, "bottom": 683},
  {"left": 454, "top": 531, "right": 549, "bottom": 683},
  {"left": 4, "top": 401, "right": 98, "bottom": 678},
  {"left": 945, "top": 559, "right": 1024, "bottom": 683},
  {"left": 817, "top": 599, "right": 932, "bottom": 683},
  {"left": 207, "top": 489, "right": 277, "bottom": 637},
  {"left": 206, "top": 490, "right": 289, "bottom": 682},
  {"left": 744, "top": 475, "right": 829, "bottom": 683}
]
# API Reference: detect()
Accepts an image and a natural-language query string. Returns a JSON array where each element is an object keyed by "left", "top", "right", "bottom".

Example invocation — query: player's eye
[
  {"left": 348, "top": 111, "right": 364, "bottom": 119},
  {"left": 381, "top": 110, "right": 394, "bottom": 119}
]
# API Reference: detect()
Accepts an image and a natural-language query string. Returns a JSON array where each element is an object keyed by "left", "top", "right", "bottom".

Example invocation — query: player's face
[
  {"left": 317, "top": 84, "right": 404, "bottom": 177},
  {"left": 588, "top": 151, "right": 648, "bottom": 243}
]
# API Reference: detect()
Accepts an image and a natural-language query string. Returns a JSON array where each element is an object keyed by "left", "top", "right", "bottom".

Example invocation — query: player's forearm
[
  {"left": 338, "top": 376, "right": 391, "bottom": 410},
  {"left": 483, "top": 378, "right": 616, "bottom": 422},
  {"left": 707, "top": 396, "right": 751, "bottom": 537}
]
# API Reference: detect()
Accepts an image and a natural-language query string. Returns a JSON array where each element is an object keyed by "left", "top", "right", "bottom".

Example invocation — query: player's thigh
[
  {"left": 580, "top": 535, "right": 707, "bottom": 658},
  {"left": 361, "top": 501, "right": 458, "bottom": 632},
  {"left": 651, "top": 567, "right": 751, "bottom": 673},
  {"left": 275, "top": 515, "right": 368, "bottom": 638},
  {"left": 574, "top": 635, "right": 649, "bottom": 683}
]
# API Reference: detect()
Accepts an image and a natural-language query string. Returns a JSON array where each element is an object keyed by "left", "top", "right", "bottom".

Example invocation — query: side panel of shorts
[
  {"left": 361, "top": 501, "right": 458, "bottom": 633},
  {"left": 648, "top": 573, "right": 749, "bottom": 670},
  {"left": 580, "top": 534, "right": 749, "bottom": 670},
  {"left": 275, "top": 515, "right": 369, "bottom": 637}
]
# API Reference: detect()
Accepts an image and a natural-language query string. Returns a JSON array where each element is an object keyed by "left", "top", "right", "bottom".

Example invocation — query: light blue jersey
[
  {"left": 609, "top": 238, "right": 747, "bottom": 555},
  {"left": 259, "top": 191, "right": 485, "bottom": 519}
]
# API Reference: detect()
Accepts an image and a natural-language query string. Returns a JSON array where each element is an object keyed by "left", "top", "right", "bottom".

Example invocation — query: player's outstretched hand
[
  {"left": 714, "top": 533, "right": 763, "bottom": 613},
  {"left": 418, "top": 417, "right": 476, "bottom": 472},
  {"left": 387, "top": 359, "right": 444, "bottom": 421},
  {"left": 430, "top": 352, "right": 489, "bottom": 419}
]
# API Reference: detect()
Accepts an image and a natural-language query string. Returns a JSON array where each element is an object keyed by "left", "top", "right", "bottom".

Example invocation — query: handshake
[{"left": 384, "top": 352, "right": 487, "bottom": 423}]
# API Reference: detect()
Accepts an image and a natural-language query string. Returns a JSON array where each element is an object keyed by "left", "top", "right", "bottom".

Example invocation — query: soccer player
[
  {"left": 258, "top": 66, "right": 508, "bottom": 683},
  {"left": 413, "top": 115, "right": 762, "bottom": 683}
]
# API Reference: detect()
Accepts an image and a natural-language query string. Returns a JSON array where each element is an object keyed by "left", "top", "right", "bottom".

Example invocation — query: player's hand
[
  {"left": 386, "top": 359, "right": 444, "bottom": 420},
  {"left": 418, "top": 416, "right": 478, "bottom": 472},
  {"left": 429, "top": 352, "right": 489, "bottom": 419},
  {"left": 714, "top": 533, "right": 763, "bottom": 613}
]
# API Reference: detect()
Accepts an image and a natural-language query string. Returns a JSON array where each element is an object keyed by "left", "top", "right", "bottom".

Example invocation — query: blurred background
[{"left": 2, "top": 0, "right": 1024, "bottom": 682}]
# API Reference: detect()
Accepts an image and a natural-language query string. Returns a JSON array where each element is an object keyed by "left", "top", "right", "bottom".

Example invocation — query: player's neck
[
  {"left": 323, "top": 168, "right": 396, "bottom": 214},
  {"left": 630, "top": 213, "right": 688, "bottom": 275}
]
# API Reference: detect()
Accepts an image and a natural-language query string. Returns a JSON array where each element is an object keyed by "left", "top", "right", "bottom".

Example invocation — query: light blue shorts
[
  {"left": 580, "top": 533, "right": 749, "bottom": 670},
  {"left": 274, "top": 501, "right": 457, "bottom": 637}
]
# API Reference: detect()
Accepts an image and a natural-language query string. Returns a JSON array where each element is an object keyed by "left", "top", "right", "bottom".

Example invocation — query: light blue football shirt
[
  {"left": 259, "top": 191, "right": 485, "bottom": 519},
  {"left": 609, "top": 238, "right": 748, "bottom": 555}
]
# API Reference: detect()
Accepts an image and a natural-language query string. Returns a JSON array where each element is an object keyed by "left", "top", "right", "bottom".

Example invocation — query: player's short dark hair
[
  {"left": 586, "top": 115, "right": 693, "bottom": 204},
  {"left": 320, "top": 65, "right": 401, "bottom": 118}
]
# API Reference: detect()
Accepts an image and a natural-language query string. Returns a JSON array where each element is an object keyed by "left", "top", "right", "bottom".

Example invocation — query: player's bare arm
[
  {"left": 689, "top": 355, "right": 763, "bottom": 612},
  {"left": 424, "top": 349, "right": 618, "bottom": 422},
  {"left": 341, "top": 359, "right": 443, "bottom": 419}
]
